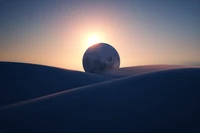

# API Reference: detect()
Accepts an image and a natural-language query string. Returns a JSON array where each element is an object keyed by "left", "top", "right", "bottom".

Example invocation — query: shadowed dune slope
[
  {"left": 0, "top": 62, "right": 112, "bottom": 106},
  {"left": 0, "top": 68, "right": 200, "bottom": 133},
  {"left": 101, "top": 65, "right": 198, "bottom": 78}
]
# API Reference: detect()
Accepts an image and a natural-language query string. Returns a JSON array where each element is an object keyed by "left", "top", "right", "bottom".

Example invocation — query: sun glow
[{"left": 87, "top": 35, "right": 102, "bottom": 47}]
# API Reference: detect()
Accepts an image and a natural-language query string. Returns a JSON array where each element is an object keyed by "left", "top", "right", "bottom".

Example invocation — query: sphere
[{"left": 82, "top": 43, "right": 120, "bottom": 73}]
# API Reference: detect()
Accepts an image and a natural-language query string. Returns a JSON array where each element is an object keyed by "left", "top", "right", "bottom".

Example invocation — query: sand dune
[
  {"left": 1, "top": 68, "right": 200, "bottom": 133},
  {"left": 0, "top": 62, "right": 112, "bottom": 106},
  {"left": 101, "top": 65, "right": 198, "bottom": 78}
]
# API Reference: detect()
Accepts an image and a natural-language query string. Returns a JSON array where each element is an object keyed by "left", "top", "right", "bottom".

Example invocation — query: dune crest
[
  {"left": 0, "top": 62, "right": 112, "bottom": 106},
  {"left": 101, "top": 65, "right": 199, "bottom": 78}
]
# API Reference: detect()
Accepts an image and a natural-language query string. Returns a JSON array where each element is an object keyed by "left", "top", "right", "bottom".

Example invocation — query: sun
[{"left": 87, "top": 35, "right": 102, "bottom": 47}]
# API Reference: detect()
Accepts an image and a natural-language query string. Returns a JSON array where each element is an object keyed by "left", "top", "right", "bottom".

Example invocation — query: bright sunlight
[{"left": 87, "top": 35, "right": 102, "bottom": 47}]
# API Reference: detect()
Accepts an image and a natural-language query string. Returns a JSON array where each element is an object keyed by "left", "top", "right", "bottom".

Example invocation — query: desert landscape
[
  {"left": 0, "top": 62, "right": 200, "bottom": 133},
  {"left": 0, "top": 0, "right": 199, "bottom": 132}
]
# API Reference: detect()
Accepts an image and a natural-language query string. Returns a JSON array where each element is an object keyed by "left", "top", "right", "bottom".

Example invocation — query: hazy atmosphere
[
  {"left": 0, "top": 0, "right": 199, "bottom": 71},
  {"left": 0, "top": 1, "right": 200, "bottom": 132}
]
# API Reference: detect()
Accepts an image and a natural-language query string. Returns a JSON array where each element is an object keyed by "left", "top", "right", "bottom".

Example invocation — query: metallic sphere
[{"left": 82, "top": 43, "right": 120, "bottom": 73}]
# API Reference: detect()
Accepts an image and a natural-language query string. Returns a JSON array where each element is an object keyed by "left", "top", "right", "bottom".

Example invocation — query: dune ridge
[
  {"left": 101, "top": 65, "right": 199, "bottom": 78},
  {"left": 1, "top": 62, "right": 196, "bottom": 107},
  {"left": 0, "top": 62, "right": 112, "bottom": 106}
]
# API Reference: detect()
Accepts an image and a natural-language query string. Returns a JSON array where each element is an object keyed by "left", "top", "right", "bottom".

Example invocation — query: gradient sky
[{"left": 0, "top": 0, "right": 199, "bottom": 71}]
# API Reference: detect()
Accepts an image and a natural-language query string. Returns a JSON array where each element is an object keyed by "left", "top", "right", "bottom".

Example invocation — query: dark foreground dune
[
  {"left": 0, "top": 68, "right": 200, "bottom": 133},
  {"left": 0, "top": 62, "right": 112, "bottom": 106}
]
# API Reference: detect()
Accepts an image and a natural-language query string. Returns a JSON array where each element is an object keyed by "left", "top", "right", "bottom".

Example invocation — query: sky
[{"left": 0, "top": 0, "right": 199, "bottom": 71}]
